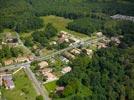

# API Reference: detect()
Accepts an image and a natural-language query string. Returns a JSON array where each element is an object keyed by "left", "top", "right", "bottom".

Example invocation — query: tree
[
  {"left": 24, "top": 37, "right": 34, "bottom": 47},
  {"left": 45, "top": 23, "right": 57, "bottom": 39},
  {"left": 36, "top": 95, "right": 43, "bottom": 100}
]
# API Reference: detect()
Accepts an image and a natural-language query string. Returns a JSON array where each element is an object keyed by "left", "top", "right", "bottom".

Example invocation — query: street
[{"left": 0, "top": 36, "right": 105, "bottom": 100}]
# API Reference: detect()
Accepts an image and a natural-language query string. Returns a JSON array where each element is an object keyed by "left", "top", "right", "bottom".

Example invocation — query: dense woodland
[
  {"left": 55, "top": 45, "right": 134, "bottom": 100},
  {"left": 53, "top": 22, "right": 134, "bottom": 99},
  {"left": 0, "top": 0, "right": 134, "bottom": 100},
  {"left": 0, "top": 0, "right": 134, "bottom": 32},
  {"left": 23, "top": 23, "right": 57, "bottom": 47}
]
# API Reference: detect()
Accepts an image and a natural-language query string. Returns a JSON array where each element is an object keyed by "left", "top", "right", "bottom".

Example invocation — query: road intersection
[{"left": 0, "top": 36, "right": 105, "bottom": 100}]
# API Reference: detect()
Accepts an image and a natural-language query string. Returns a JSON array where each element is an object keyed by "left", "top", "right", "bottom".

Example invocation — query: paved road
[
  {"left": 0, "top": 36, "right": 105, "bottom": 100},
  {"left": 16, "top": 32, "right": 49, "bottom": 100},
  {"left": 0, "top": 36, "right": 105, "bottom": 71},
  {"left": 24, "top": 67, "right": 50, "bottom": 100},
  {"left": 16, "top": 32, "right": 36, "bottom": 57}
]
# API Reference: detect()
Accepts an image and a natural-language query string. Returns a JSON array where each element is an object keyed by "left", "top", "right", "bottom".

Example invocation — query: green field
[
  {"left": 40, "top": 15, "right": 89, "bottom": 39},
  {"left": 44, "top": 80, "right": 57, "bottom": 93},
  {"left": 1, "top": 70, "right": 37, "bottom": 100}
]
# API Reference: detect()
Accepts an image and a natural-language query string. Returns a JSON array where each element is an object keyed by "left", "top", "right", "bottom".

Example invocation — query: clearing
[
  {"left": 44, "top": 80, "right": 57, "bottom": 93},
  {"left": 40, "top": 15, "right": 89, "bottom": 39}
]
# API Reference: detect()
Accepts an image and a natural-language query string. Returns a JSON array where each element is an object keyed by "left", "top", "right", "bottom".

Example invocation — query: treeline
[
  {"left": 0, "top": 0, "right": 43, "bottom": 33},
  {"left": 51, "top": 10, "right": 134, "bottom": 99},
  {"left": 24, "top": 23, "right": 57, "bottom": 47},
  {"left": 31, "top": 0, "right": 134, "bottom": 17},
  {"left": 52, "top": 38, "right": 134, "bottom": 99},
  {"left": 0, "top": 0, "right": 134, "bottom": 33},
  {"left": 67, "top": 16, "right": 134, "bottom": 38},
  {"left": 0, "top": 45, "right": 23, "bottom": 63},
  {"left": 54, "top": 46, "right": 134, "bottom": 100}
]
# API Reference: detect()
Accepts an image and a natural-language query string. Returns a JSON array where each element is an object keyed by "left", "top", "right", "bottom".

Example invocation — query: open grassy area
[
  {"left": 1, "top": 70, "right": 37, "bottom": 100},
  {"left": 44, "top": 80, "right": 57, "bottom": 93},
  {"left": 0, "top": 28, "right": 17, "bottom": 39},
  {"left": 40, "top": 15, "right": 89, "bottom": 39}
]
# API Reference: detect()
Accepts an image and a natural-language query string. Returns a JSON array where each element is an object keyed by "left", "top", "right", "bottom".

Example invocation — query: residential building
[
  {"left": 82, "top": 49, "right": 93, "bottom": 56},
  {"left": 61, "top": 67, "right": 72, "bottom": 74},
  {"left": 2, "top": 75, "right": 15, "bottom": 89},
  {"left": 70, "top": 48, "right": 81, "bottom": 55},
  {"left": 96, "top": 32, "right": 103, "bottom": 37},
  {"left": 56, "top": 86, "right": 64, "bottom": 92},
  {"left": 4, "top": 59, "right": 14, "bottom": 66},
  {"left": 38, "top": 61, "right": 49, "bottom": 69},
  {"left": 63, "top": 52, "right": 75, "bottom": 60},
  {"left": 44, "top": 72, "right": 57, "bottom": 81},
  {"left": 15, "top": 57, "right": 29, "bottom": 63},
  {"left": 59, "top": 56, "right": 69, "bottom": 64}
]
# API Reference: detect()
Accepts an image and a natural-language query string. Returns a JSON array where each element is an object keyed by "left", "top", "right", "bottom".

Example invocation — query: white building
[{"left": 61, "top": 67, "right": 72, "bottom": 74}]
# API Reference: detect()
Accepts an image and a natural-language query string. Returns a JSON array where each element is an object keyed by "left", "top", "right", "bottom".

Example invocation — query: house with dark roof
[{"left": 2, "top": 75, "right": 15, "bottom": 89}]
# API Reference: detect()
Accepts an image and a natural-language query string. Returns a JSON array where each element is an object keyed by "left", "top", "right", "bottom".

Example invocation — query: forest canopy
[{"left": 0, "top": 0, "right": 134, "bottom": 32}]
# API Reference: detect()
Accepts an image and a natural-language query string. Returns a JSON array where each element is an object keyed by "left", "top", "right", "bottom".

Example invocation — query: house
[
  {"left": 58, "top": 37, "right": 66, "bottom": 44},
  {"left": 5, "top": 36, "right": 18, "bottom": 47},
  {"left": 82, "top": 49, "right": 93, "bottom": 56},
  {"left": 97, "top": 43, "right": 107, "bottom": 49},
  {"left": 63, "top": 52, "right": 75, "bottom": 60},
  {"left": 38, "top": 61, "right": 49, "bottom": 69},
  {"left": 61, "top": 66, "right": 72, "bottom": 74},
  {"left": 59, "top": 56, "right": 69, "bottom": 64},
  {"left": 60, "top": 31, "right": 68, "bottom": 35},
  {"left": 28, "top": 55, "right": 34, "bottom": 61},
  {"left": 15, "top": 57, "right": 29, "bottom": 63},
  {"left": 70, "top": 49, "right": 81, "bottom": 55},
  {"left": 4, "top": 59, "right": 14, "bottom": 66},
  {"left": 33, "top": 45, "right": 38, "bottom": 50},
  {"left": 64, "top": 38, "right": 69, "bottom": 43},
  {"left": 49, "top": 41, "right": 57, "bottom": 45},
  {"left": 44, "top": 72, "right": 57, "bottom": 81},
  {"left": 69, "top": 37, "right": 80, "bottom": 43},
  {"left": 56, "top": 86, "right": 65, "bottom": 92},
  {"left": 96, "top": 32, "right": 103, "bottom": 37},
  {"left": 6, "top": 38, "right": 18, "bottom": 43},
  {"left": 41, "top": 68, "right": 52, "bottom": 74},
  {"left": 40, "top": 67, "right": 57, "bottom": 81},
  {"left": 2, "top": 75, "right": 15, "bottom": 89},
  {"left": 50, "top": 58, "right": 56, "bottom": 64},
  {"left": 58, "top": 31, "right": 68, "bottom": 38},
  {"left": 111, "top": 37, "right": 121, "bottom": 44},
  {"left": 58, "top": 31, "right": 70, "bottom": 44}
]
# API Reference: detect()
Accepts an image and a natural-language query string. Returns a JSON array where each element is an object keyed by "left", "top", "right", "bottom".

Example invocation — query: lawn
[
  {"left": 44, "top": 80, "right": 57, "bottom": 93},
  {"left": 40, "top": 15, "right": 89, "bottom": 39},
  {"left": 1, "top": 70, "right": 37, "bottom": 100},
  {"left": 39, "top": 48, "right": 56, "bottom": 56}
]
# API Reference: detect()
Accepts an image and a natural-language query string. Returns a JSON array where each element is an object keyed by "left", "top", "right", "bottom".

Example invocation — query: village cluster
[
  {"left": 32, "top": 31, "right": 120, "bottom": 84},
  {"left": 0, "top": 30, "right": 121, "bottom": 92}
]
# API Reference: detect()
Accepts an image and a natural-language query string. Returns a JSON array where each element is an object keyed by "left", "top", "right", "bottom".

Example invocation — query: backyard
[
  {"left": 1, "top": 70, "right": 37, "bottom": 100},
  {"left": 44, "top": 80, "right": 57, "bottom": 93}
]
